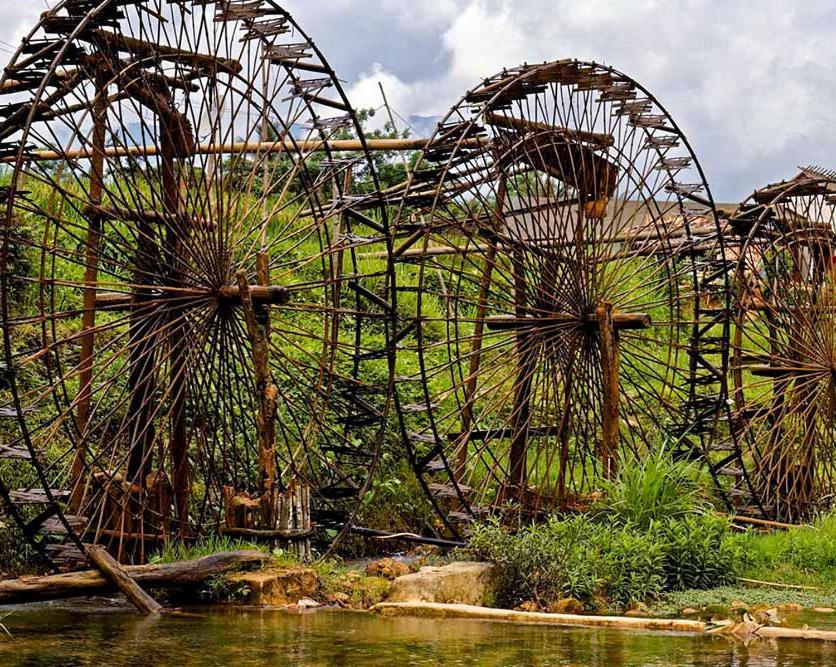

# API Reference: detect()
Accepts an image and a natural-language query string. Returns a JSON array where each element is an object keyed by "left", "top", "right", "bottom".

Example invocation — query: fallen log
[
  {"left": 0, "top": 550, "right": 269, "bottom": 606},
  {"left": 87, "top": 545, "right": 163, "bottom": 615}
]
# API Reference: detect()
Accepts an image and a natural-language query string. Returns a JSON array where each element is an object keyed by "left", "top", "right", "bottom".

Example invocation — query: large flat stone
[
  {"left": 228, "top": 568, "right": 318, "bottom": 606},
  {"left": 387, "top": 562, "right": 499, "bottom": 607}
]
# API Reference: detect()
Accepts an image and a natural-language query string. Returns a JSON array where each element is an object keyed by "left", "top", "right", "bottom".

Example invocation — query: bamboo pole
[
  {"left": 597, "top": 301, "right": 620, "bottom": 479},
  {"left": 8, "top": 138, "right": 478, "bottom": 164},
  {"left": 364, "top": 223, "right": 721, "bottom": 260},
  {"left": 70, "top": 74, "right": 107, "bottom": 512},
  {"left": 732, "top": 516, "right": 800, "bottom": 530}
]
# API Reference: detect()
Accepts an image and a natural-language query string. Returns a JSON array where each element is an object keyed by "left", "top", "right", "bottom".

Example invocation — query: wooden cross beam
[
  {"left": 94, "top": 285, "right": 291, "bottom": 311},
  {"left": 485, "top": 312, "right": 652, "bottom": 331}
]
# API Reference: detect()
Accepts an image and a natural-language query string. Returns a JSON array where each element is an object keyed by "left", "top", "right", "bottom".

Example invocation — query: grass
[
  {"left": 647, "top": 515, "right": 836, "bottom": 616},
  {"left": 736, "top": 514, "right": 836, "bottom": 589},
  {"left": 596, "top": 443, "right": 712, "bottom": 530}
]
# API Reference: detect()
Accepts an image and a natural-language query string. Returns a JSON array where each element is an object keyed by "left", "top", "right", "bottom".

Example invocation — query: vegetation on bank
[
  {"left": 459, "top": 451, "right": 836, "bottom": 614},
  {"left": 459, "top": 449, "right": 743, "bottom": 612}
]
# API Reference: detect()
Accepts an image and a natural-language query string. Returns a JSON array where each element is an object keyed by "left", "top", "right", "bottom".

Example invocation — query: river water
[{"left": 0, "top": 601, "right": 834, "bottom": 666}]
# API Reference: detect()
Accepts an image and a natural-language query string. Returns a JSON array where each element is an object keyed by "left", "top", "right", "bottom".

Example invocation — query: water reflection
[{"left": 0, "top": 604, "right": 833, "bottom": 666}]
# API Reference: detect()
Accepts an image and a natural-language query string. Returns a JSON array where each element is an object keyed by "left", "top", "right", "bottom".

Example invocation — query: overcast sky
[{"left": 2, "top": 1, "right": 835, "bottom": 202}]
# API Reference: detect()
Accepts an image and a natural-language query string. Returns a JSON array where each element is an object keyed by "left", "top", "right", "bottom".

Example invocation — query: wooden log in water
[
  {"left": 0, "top": 550, "right": 270, "bottom": 606},
  {"left": 373, "top": 602, "right": 707, "bottom": 634},
  {"left": 87, "top": 545, "right": 163, "bottom": 615}
]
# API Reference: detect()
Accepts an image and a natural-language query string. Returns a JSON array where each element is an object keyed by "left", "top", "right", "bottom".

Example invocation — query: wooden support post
[
  {"left": 455, "top": 177, "right": 506, "bottom": 480},
  {"left": 508, "top": 245, "right": 536, "bottom": 493},
  {"left": 236, "top": 271, "right": 279, "bottom": 527},
  {"left": 597, "top": 301, "right": 620, "bottom": 480},
  {"left": 71, "top": 74, "right": 108, "bottom": 512},
  {"left": 86, "top": 545, "right": 163, "bottom": 615},
  {"left": 76, "top": 77, "right": 107, "bottom": 432},
  {"left": 125, "top": 223, "right": 160, "bottom": 553},
  {"left": 160, "top": 114, "right": 191, "bottom": 539}
]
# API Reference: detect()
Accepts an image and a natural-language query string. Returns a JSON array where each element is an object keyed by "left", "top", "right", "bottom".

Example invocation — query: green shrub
[
  {"left": 463, "top": 512, "right": 742, "bottom": 611},
  {"left": 587, "top": 523, "right": 665, "bottom": 606},
  {"left": 654, "top": 514, "right": 743, "bottom": 591},
  {"left": 466, "top": 517, "right": 595, "bottom": 607}
]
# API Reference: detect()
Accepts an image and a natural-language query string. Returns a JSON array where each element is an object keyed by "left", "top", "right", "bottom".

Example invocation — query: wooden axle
[
  {"left": 84, "top": 204, "right": 215, "bottom": 229},
  {"left": 746, "top": 364, "right": 829, "bottom": 378},
  {"left": 486, "top": 312, "right": 652, "bottom": 331},
  {"left": 94, "top": 285, "right": 290, "bottom": 310}
]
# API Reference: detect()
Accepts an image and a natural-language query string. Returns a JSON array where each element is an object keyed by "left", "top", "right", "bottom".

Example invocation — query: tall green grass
[{"left": 598, "top": 443, "right": 711, "bottom": 530}]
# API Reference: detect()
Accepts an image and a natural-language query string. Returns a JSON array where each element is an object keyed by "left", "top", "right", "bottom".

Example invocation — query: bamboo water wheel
[
  {"left": 392, "top": 61, "right": 731, "bottom": 535},
  {"left": 724, "top": 167, "right": 836, "bottom": 522},
  {"left": 0, "top": 1, "right": 395, "bottom": 566}
]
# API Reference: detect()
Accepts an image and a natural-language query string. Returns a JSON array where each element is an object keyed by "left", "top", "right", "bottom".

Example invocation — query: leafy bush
[
  {"left": 588, "top": 523, "right": 665, "bottom": 606},
  {"left": 653, "top": 514, "right": 743, "bottom": 591},
  {"left": 463, "top": 512, "right": 741, "bottom": 611},
  {"left": 466, "top": 517, "right": 596, "bottom": 607}
]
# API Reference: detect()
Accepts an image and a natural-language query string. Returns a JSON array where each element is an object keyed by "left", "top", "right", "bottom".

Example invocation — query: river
[{"left": 0, "top": 601, "right": 834, "bottom": 665}]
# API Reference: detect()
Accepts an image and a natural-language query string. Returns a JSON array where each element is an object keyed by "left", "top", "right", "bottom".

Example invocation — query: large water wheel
[
  {"left": 0, "top": 1, "right": 395, "bottom": 566},
  {"left": 392, "top": 61, "right": 731, "bottom": 535},
  {"left": 724, "top": 167, "right": 836, "bottom": 522}
]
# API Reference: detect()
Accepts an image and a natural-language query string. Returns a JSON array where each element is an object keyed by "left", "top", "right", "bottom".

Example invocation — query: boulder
[
  {"left": 365, "top": 558, "right": 411, "bottom": 580},
  {"left": 548, "top": 598, "right": 584, "bottom": 614},
  {"left": 296, "top": 598, "right": 321, "bottom": 609},
  {"left": 730, "top": 599, "right": 749, "bottom": 613},
  {"left": 227, "top": 568, "right": 318, "bottom": 606},
  {"left": 387, "top": 562, "right": 499, "bottom": 607},
  {"left": 624, "top": 602, "right": 649, "bottom": 618}
]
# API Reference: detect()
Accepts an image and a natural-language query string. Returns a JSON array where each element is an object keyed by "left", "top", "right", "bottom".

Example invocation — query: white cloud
[
  {"left": 348, "top": 0, "right": 836, "bottom": 199},
  {"left": 0, "top": 6, "right": 49, "bottom": 60}
]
